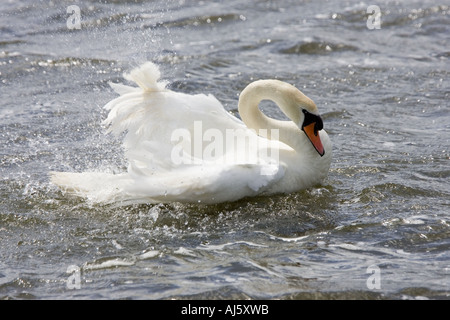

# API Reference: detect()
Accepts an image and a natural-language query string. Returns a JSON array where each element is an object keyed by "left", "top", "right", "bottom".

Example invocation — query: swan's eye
[
  {"left": 315, "top": 117, "right": 323, "bottom": 132},
  {"left": 301, "top": 109, "right": 323, "bottom": 135}
]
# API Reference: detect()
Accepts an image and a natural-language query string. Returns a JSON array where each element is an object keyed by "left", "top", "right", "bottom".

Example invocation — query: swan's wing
[
  {"left": 50, "top": 162, "right": 285, "bottom": 205},
  {"left": 103, "top": 62, "right": 249, "bottom": 174}
]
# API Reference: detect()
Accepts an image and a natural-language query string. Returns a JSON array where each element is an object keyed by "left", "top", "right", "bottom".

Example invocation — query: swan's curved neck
[{"left": 238, "top": 80, "right": 307, "bottom": 149}]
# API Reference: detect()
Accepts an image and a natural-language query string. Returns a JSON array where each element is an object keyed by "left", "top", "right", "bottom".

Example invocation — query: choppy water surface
[{"left": 1, "top": 0, "right": 449, "bottom": 299}]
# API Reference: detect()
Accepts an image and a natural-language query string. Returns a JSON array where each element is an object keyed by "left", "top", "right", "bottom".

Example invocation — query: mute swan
[{"left": 50, "top": 62, "right": 332, "bottom": 205}]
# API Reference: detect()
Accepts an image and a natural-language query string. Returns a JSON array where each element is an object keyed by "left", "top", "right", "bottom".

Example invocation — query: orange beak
[{"left": 302, "top": 122, "right": 325, "bottom": 157}]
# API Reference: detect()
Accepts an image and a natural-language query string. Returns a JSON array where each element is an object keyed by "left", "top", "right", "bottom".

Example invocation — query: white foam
[
  {"left": 83, "top": 258, "right": 134, "bottom": 270},
  {"left": 138, "top": 250, "right": 160, "bottom": 260}
]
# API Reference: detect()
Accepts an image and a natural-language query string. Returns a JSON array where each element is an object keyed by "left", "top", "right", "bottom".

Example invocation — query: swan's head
[
  {"left": 288, "top": 86, "right": 325, "bottom": 157},
  {"left": 300, "top": 108, "right": 325, "bottom": 157}
]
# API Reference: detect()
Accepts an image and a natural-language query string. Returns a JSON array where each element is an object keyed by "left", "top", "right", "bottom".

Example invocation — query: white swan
[{"left": 50, "top": 62, "right": 332, "bottom": 205}]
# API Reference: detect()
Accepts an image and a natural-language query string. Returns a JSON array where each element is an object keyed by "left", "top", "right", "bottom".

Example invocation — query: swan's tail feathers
[
  {"left": 108, "top": 82, "right": 139, "bottom": 96},
  {"left": 124, "top": 62, "right": 168, "bottom": 92},
  {"left": 102, "top": 62, "right": 169, "bottom": 136},
  {"left": 50, "top": 171, "right": 131, "bottom": 204}
]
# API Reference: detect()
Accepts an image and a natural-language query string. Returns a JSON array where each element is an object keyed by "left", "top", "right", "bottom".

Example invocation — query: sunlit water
[{"left": 1, "top": 0, "right": 449, "bottom": 299}]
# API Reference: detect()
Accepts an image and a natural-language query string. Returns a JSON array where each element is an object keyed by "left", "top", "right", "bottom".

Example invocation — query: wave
[{"left": 279, "top": 40, "right": 360, "bottom": 55}]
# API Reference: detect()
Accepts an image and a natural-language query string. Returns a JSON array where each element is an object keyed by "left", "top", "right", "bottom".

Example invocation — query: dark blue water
[{"left": 1, "top": 0, "right": 449, "bottom": 299}]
